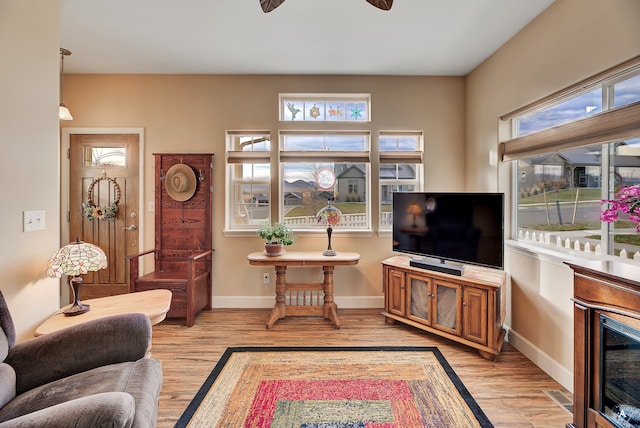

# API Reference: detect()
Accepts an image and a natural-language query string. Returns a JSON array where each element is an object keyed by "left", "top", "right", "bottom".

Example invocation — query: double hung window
[
  {"left": 379, "top": 131, "right": 424, "bottom": 231},
  {"left": 503, "top": 59, "right": 640, "bottom": 261},
  {"left": 225, "top": 131, "right": 271, "bottom": 229},
  {"left": 279, "top": 130, "right": 371, "bottom": 230}
]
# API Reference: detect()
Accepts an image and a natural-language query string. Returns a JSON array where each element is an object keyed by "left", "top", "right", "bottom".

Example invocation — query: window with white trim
[
  {"left": 225, "top": 131, "right": 271, "bottom": 229},
  {"left": 279, "top": 94, "right": 370, "bottom": 122},
  {"left": 379, "top": 131, "right": 424, "bottom": 231},
  {"left": 503, "top": 60, "right": 640, "bottom": 261},
  {"left": 279, "top": 130, "right": 371, "bottom": 230},
  {"left": 225, "top": 94, "right": 426, "bottom": 235}
]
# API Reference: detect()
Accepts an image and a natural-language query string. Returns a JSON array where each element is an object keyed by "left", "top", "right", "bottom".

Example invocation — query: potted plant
[{"left": 257, "top": 222, "right": 295, "bottom": 256}]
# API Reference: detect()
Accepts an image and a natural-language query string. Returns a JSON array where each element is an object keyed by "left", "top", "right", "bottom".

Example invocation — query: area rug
[{"left": 175, "top": 346, "right": 493, "bottom": 428}]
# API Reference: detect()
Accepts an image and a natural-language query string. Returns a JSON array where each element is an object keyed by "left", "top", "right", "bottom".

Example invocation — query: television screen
[{"left": 392, "top": 192, "right": 504, "bottom": 270}]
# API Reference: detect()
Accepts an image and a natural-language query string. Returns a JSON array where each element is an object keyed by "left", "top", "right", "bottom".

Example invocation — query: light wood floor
[{"left": 151, "top": 309, "right": 573, "bottom": 427}]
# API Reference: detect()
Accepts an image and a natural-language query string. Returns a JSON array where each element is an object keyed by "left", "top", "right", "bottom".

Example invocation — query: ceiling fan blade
[
  {"left": 365, "top": 0, "right": 393, "bottom": 11},
  {"left": 260, "top": 0, "right": 287, "bottom": 13}
]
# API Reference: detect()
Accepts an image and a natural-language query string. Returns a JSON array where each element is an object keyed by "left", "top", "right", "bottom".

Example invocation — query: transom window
[{"left": 279, "top": 94, "right": 370, "bottom": 122}]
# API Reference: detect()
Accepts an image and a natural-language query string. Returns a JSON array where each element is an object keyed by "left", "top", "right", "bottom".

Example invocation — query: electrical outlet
[{"left": 263, "top": 273, "right": 270, "bottom": 284}]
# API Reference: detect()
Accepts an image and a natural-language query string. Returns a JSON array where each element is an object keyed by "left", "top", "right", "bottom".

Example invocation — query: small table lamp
[
  {"left": 316, "top": 201, "right": 342, "bottom": 256},
  {"left": 407, "top": 203, "right": 423, "bottom": 227},
  {"left": 46, "top": 237, "right": 108, "bottom": 316}
]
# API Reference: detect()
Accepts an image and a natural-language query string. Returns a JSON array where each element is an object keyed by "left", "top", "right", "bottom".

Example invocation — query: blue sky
[{"left": 518, "top": 74, "right": 640, "bottom": 136}]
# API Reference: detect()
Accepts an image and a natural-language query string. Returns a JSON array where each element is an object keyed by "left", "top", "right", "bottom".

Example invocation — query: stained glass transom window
[{"left": 280, "top": 94, "right": 370, "bottom": 122}]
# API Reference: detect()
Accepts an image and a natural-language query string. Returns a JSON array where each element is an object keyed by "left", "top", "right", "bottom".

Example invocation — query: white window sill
[
  {"left": 223, "top": 229, "right": 375, "bottom": 238},
  {"left": 505, "top": 239, "right": 639, "bottom": 268}
]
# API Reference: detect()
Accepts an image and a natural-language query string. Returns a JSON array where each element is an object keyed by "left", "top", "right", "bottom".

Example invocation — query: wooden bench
[{"left": 127, "top": 249, "right": 212, "bottom": 327}]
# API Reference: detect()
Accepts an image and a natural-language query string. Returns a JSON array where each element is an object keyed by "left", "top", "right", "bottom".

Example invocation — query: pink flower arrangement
[{"left": 600, "top": 185, "right": 640, "bottom": 231}]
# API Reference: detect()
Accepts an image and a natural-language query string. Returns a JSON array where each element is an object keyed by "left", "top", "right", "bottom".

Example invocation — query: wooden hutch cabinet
[
  {"left": 127, "top": 153, "right": 214, "bottom": 326},
  {"left": 382, "top": 256, "right": 506, "bottom": 359},
  {"left": 566, "top": 260, "right": 640, "bottom": 428}
]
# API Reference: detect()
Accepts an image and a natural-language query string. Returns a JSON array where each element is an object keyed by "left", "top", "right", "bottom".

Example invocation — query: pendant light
[{"left": 59, "top": 48, "right": 73, "bottom": 121}]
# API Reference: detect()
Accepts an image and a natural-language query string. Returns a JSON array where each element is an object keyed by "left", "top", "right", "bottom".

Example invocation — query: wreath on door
[{"left": 82, "top": 174, "right": 121, "bottom": 221}]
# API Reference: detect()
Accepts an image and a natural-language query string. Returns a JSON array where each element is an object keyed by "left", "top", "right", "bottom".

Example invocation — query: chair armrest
[
  {"left": 125, "top": 248, "right": 158, "bottom": 261},
  {"left": 126, "top": 249, "right": 158, "bottom": 289},
  {"left": 187, "top": 249, "right": 213, "bottom": 261},
  {"left": 6, "top": 313, "right": 152, "bottom": 395},
  {"left": 186, "top": 249, "right": 213, "bottom": 280},
  {"left": 0, "top": 392, "right": 135, "bottom": 428}
]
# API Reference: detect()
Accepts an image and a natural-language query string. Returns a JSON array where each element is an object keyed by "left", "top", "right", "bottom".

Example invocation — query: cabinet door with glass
[
  {"left": 407, "top": 273, "right": 432, "bottom": 327},
  {"left": 433, "top": 280, "right": 462, "bottom": 335}
]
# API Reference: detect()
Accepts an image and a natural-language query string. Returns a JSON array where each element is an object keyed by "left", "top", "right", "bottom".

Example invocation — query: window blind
[{"left": 501, "top": 101, "right": 640, "bottom": 161}]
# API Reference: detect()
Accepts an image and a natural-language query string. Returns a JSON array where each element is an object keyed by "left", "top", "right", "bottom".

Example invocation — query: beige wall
[
  {"left": 6, "top": 0, "right": 640, "bottom": 390},
  {"left": 62, "top": 75, "right": 465, "bottom": 307},
  {"left": 0, "top": 0, "right": 62, "bottom": 341},
  {"left": 466, "top": 0, "right": 640, "bottom": 390}
]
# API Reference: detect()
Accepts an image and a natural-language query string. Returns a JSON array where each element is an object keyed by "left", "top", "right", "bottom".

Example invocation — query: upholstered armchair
[{"left": 0, "top": 290, "right": 162, "bottom": 428}]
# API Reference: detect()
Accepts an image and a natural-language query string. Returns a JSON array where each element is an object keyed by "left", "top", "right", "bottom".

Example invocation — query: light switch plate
[{"left": 24, "top": 210, "right": 45, "bottom": 232}]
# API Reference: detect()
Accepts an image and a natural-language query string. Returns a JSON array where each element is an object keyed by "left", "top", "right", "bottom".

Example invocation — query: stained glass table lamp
[
  {"left": 316, "top": 201, "right": 342, "bottom": 256},
  {"left": 46, "top": 237, "right": 108, "bottom": 316}
]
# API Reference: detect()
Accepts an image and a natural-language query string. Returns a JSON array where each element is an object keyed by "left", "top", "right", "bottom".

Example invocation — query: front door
[{"left": 69, "top": 134, "right": 140, "bottom": 299}]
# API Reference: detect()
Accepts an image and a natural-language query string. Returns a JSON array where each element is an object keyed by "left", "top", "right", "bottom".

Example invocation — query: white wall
[
  {"left": 466, "top": 0, "right": 640, "bottom": 390},
  {"left": 0, "top": 0, "right": 62, "bottom": 341}
]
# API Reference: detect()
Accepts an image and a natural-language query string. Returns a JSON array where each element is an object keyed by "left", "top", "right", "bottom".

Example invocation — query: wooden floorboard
[{"left": 151, "top": 308, "right": 572, "bottom": 427}]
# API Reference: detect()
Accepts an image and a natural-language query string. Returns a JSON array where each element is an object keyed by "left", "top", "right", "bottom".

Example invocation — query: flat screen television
[{"left": 392, "top": 192, "right": 504, "bottom": 274}]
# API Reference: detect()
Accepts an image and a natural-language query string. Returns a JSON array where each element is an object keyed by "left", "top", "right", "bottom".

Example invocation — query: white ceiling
[{"left": 61, "top": 0, "right": 555, "bottom": 76}]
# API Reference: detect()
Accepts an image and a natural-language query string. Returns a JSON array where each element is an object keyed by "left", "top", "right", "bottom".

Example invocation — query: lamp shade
[
  {"left": 46, "top": 238, "right": 107, "bottom": 278},
  {"left": 406, "top": 203, "right": 422, "bottom": 216},
  {"left": 59, "top": 104, "right": 73, "bottom": 120},
  {"left": 59, "top": 48, "right": 73, "bottom": 121},
  {"left": 316, "top": 202, "right": 342, "bottom": 226}
]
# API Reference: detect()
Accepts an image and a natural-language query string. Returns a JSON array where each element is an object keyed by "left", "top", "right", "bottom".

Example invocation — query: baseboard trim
[
  {"left": 505, "top": 326, "right": 573, "bottom": 392},
  {"left": 212, "top": 295, "right": 385, "bottom": 309}
]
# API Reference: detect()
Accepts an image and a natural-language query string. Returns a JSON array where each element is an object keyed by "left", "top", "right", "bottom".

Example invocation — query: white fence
[
  {"left": 283, "top": 214, "right": 369, "bottom": 228},
  {"left": 518, "top": 229, "right": 640, "bottom": 261}
]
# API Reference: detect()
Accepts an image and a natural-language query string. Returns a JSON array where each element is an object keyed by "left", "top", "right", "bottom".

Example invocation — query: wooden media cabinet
[{"left": 382, "top": 256, "right": 507, "bottom": 359}]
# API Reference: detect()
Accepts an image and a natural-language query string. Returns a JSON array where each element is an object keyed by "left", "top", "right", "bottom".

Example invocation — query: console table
[{"left": 247, "top": 251, "right": 361, "bottom": 329}]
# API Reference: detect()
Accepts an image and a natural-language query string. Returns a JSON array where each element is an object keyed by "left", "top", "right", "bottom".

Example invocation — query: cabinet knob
[{"left": 463, "top": 302, "right": 467, "bottom": 306}]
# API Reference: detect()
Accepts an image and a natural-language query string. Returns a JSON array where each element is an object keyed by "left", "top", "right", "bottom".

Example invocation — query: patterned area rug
[{"left": 175, "top": 346, "right": 493, "bottom": 428}]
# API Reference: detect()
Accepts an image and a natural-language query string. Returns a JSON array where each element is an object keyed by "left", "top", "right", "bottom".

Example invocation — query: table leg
[
  {"left": 322, "top": 265, "right": 340, "bottom": 329},
  {"left": 266, "top": 265, "right": 287, "bottom": 329}
]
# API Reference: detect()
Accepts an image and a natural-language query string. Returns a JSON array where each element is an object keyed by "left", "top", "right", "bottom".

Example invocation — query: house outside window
[
  {"left": 225, "top": 131, "right": 271, "bottom": 229},
  {"left": 225, "top": 97, "right": 425, "bottom": 235},
  {"left": 279, "top": 130, "right": 371, "bottom": 230},
  {"left": 379, "top": 131, "right": 424, "bottom": 231},
  {"left": 505, "top": 65, "right": 640, "bottom": 261}
]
